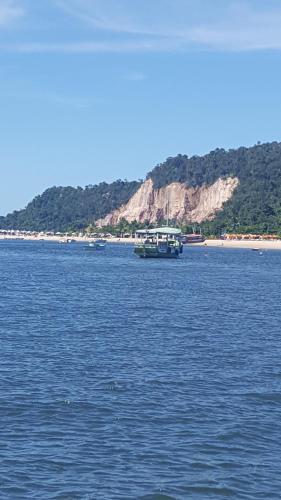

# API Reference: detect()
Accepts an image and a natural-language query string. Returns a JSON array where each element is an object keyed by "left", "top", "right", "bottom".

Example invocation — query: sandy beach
[
  {"left": 203, "top": 239, "right": 281, "bottom": 250},
  {"left": 1, "top": 234, "right": 281, "bottom": 250}
]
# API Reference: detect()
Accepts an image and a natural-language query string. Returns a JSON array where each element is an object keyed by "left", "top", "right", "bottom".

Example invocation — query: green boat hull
[{"left": 134, "top": 244, "right": 181, "bottom": 258}]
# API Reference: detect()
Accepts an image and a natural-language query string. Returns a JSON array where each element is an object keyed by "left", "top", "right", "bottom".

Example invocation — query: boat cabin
[{"left": 134, "top": 227, "right": 183, "bottom": 258}]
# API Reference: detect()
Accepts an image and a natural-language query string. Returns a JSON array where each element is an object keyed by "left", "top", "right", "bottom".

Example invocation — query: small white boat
[
  {"left": 85, "top": 239, "right": 106, "bottom": 250},
  {"left": 59, "top": 238, "right": 75, "bottom": 244}
]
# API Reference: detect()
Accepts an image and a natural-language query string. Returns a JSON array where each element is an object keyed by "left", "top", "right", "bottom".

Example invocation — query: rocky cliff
[
  {"left": 3, "top": 141, "right": 280, "bottom": 233},
  {"left": 98, "top": 176, "right": 239, "bottom": 226}
]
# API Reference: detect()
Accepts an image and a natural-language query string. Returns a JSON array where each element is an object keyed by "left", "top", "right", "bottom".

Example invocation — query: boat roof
[{"left": 135, "top": 226, "right": 181, "bottom": 235}]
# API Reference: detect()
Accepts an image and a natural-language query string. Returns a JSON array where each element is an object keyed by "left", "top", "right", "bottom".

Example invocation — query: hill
[
  {"left": 146, "top": 141, "right": 281, "bottom": 234},
  {"left": 1, "top": 141, "right": 281, "bottom": 235},
  {"left": 0, "top": 180, "right": 141, "bottom": 232}
]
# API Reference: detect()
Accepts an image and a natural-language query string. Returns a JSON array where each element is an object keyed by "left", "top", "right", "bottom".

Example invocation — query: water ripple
[{"left": 0, "top": 241, "right": 281, "bottom": 499}]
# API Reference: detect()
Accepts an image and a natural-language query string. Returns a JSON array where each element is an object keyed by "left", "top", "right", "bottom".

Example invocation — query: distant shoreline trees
[{"left": 1, "top": 141, "right": 281, "bottom": 235}]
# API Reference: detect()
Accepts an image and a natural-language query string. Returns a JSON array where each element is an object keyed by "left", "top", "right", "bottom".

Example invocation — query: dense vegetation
[
  {"left": 0, "top": 180, "right": 140, "bottom": 232},
  {"left": 1, "top": 141, "right": 281, "bottom": 235},
  {"left": 147, "top": 142, "right": 281, "bottom": 235}
]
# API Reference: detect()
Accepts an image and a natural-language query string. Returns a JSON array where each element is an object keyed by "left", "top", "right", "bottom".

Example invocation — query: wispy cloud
[
  {"left": 3, "top": 88, "right": 96, "bottom": 109},
  {"left": 2, "top": 0, "right": 281, "bottom": 52},
  {"left": 41, "top": 91, "right": 95, "bottom": 109},
  {"left": 124, "top": 71, "right": 147, "bottom": 82},
  {"left": 188, "top": 3, "right": 281, "bottom": 51},
  {"left": 0, "top": 0, "right": 24, "bottom": 26},
  {"left": 53, "top": 0, "right": 281, "bottom": 52},
  {"left": 0, "top": 39, "right": 181, "bottom": 53}
]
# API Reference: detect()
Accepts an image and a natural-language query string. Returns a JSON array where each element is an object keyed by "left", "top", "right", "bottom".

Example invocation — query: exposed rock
[{"left": 98, "top": 177, "right": 239, "bottom": 226}]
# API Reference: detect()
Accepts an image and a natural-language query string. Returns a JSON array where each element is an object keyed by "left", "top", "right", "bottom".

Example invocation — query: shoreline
[
  {"left": 202, "top": 239, "right": 281, "bottom": 250},
  {"left": 1, "top": 234, "right": 281, "bottom": 250}
]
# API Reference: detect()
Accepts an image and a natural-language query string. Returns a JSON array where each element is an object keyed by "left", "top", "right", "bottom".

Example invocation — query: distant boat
[
  {"left": 252, "top": 248, "right": 263, "bottom": 255},
  {"left": 85, "top": 239, "right": 106, "bottom": 250},
  {"left": 134, "top": 227, "right": 183, "bottom": 258},
  {"left": 182, "top": 234, "right": 205, "bottom": 244},
  {"left": 59, "top": 238, "right": 75, "bottom": 244}
]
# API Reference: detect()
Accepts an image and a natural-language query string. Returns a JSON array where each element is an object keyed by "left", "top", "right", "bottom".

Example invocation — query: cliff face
[{"left": 98, "top": 176, "right": 239, "bottom": 226}]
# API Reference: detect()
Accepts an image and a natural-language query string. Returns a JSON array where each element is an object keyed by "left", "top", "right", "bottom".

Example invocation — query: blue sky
[{"left": 1, "top": 0, "right": 281, "bottom": 214}]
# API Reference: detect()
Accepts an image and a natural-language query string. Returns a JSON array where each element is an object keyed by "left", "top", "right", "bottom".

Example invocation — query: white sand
[
  {"left": 1, "top": 234, "right": 281, "bottom": 250},
  {"left": 203, "top": 239, "right": 281, "bottom": 250}
]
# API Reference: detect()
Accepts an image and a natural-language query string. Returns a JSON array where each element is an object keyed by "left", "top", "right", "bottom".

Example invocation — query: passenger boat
[{"left": 134, "top": 227, "right": 183, "bottom": 258}]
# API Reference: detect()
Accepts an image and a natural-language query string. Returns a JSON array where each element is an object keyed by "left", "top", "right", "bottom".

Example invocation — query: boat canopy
[
  {"left": 135, "top": 229, "right": 147, "bottom": 234},
  {"left": 136, "top": 226, "right": 181, "bottom": 236}
]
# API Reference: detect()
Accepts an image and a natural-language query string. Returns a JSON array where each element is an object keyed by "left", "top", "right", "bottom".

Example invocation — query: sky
[{"left": 1, "top": 0, "right": 281, "bottom": 214}]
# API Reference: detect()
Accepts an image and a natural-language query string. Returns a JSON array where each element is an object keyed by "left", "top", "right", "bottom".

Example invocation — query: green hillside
[
  {"left": 147, "top": 142, "right": 281, "bottom": 234},
  {"left": 1, "top": 141, "right": 281, "bottom": 234},
  {"left": 0, "top": 180, "right": 141, "bottom": 232}
]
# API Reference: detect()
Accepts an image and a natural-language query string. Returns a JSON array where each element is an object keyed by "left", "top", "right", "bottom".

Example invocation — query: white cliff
[{"left": 98, "top": 177, "right": 239, "bottom": 226}]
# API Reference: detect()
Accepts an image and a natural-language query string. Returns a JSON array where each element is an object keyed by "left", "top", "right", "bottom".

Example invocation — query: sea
[{"left": 1, "top": 240, "right": 281, "bottom": 499}]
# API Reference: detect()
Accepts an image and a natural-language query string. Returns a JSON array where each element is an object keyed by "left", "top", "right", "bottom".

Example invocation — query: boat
[
  {"left": 59, "top": 238, "right": 75, "bottom": 244},
  {"left": 182, "top": 234, "right": 205, "bottom": 244},
  {"left": 85, "top": 239, "right": 106, "bottom": 250},
  {"left": 134, "top": 227, "right": 183, "bottom": 258},
  {"left": 252, "top": 248, "right": 263, "bottom": 255}
]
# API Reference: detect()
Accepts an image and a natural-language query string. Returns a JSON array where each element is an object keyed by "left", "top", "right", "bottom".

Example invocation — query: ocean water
[{"left": 0, "top": 240, "right": 281, "bottom": 500}]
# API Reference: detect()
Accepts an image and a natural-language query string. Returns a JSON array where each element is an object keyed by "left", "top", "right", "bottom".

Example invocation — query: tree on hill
[
  {"left": 1, "top": 141, "right": 281, "bottom": 233},
  {"left": 0, "top": 180, "right": 141, "bottom": 232}
]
